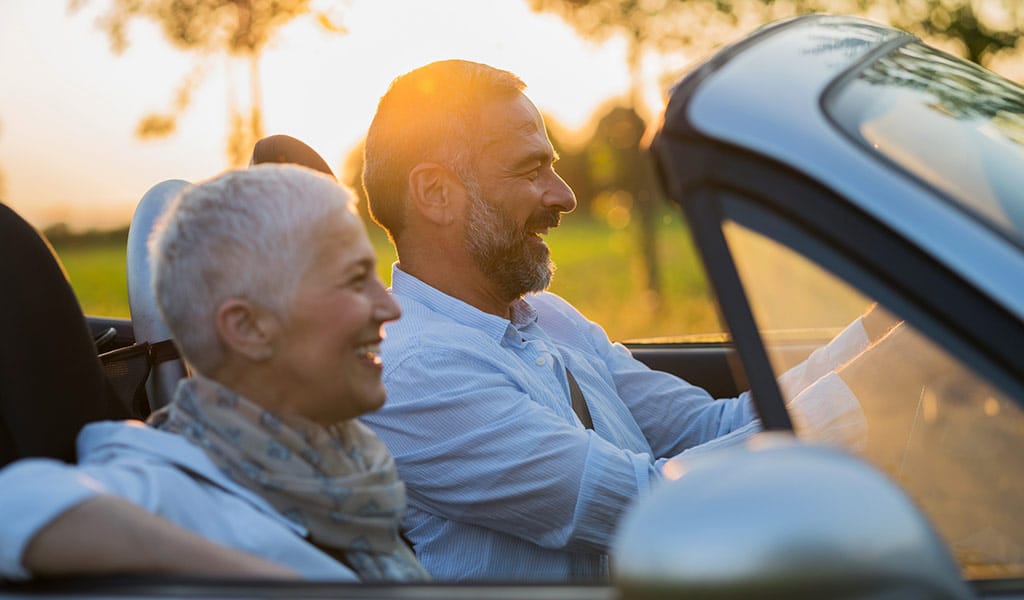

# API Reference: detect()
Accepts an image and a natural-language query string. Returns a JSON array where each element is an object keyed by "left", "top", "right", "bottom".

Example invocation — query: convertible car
[{"left": 4, "top": 12, "right": 1022, "bottom": 600}]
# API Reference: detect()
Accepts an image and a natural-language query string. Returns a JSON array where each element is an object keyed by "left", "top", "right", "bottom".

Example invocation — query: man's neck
[{"left": 397, "top": 260, "right": 515, "bottom": 320}]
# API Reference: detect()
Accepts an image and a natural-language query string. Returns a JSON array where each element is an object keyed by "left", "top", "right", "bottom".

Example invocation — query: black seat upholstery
[
  {"left": 0, "top": 205, "right": 130, "bottom": 467},
  {"left": 250, "top": 134, "right": 336, "bottom": 179}
]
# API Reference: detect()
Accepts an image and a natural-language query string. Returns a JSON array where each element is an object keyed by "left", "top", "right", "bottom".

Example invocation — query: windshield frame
[{"left": 822, "top": 39, "right": 1024, "bottom": 252}]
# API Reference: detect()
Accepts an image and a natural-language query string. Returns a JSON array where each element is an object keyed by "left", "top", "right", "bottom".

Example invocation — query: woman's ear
[
  {"left": 407, "top": 163, "right": 464, "bottom": 227},
  {"left": 215, "top": 298, "right": 279, "bottom": 362}
]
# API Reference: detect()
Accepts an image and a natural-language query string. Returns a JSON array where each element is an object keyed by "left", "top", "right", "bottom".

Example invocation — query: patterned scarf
[{"left": 149, "top": 375, "right": 429, "bottom": 581}]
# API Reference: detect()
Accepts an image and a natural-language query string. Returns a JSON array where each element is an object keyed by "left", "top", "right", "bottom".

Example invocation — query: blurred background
[{"left": 3, "top": 0, "right": 1023, "bottom": 340}]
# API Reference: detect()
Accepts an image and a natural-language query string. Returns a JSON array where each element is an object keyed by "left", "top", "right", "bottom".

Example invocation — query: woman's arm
[{"left": 22, "top": 494, "right": 298, "bottom": 579}]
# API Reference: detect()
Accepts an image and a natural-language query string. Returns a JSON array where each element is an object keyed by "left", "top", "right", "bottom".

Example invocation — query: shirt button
[{"left": 536, "top": 357, "right": 546, "bottom": 366}]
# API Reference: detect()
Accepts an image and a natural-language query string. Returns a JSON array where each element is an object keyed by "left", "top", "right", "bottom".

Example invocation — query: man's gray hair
[
  {"left": 362, "top": 59, "right": 525, "bottom": 243},
  {"left": 149, "top": 164, "right": 352, "bottom": 374}
]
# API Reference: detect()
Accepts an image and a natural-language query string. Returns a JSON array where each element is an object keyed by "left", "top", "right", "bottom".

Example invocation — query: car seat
[
  {"left": 0, "top": 204, "right": 133, "bottom": 466},
  {"left": 250, "top": 134, "right": 336, "bottom": 179},
  {"left": 124, "top": 180, "right": 190, "bottom": 413},
  {"left": 114, "top": 137, "right": 332, "bottom": 415}
]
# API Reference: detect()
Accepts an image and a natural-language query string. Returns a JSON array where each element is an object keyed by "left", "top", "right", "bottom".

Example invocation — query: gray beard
[{"left": 464, "top": 182, "right": 555, "bottom": 301}]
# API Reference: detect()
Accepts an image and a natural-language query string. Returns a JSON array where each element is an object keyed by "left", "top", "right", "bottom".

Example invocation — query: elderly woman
[{"left": 0, "top": 165, "right": 427, "bottom": 581}]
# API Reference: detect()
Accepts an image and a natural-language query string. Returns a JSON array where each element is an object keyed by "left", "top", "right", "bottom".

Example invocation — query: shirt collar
[{"left": 391, "top": 264, "right": 539, "bottom": 343}]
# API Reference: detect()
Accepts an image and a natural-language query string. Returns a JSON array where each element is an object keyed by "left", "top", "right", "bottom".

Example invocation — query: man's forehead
[{"left": 479, "top": 95, "right": 545, "bottom": 148}]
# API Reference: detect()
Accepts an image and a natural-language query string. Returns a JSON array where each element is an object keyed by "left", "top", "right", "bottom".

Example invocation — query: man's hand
[
  {"left": 23, "top": 495, "right": 298, "bottom": 579},
  {"left": 861, "top": 302, "right": 903, "bottom": 344}
]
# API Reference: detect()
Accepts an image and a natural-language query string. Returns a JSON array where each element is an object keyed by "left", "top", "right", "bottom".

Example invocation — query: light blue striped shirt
[
  {"left": 359, "top": 266, "right": 770, "bottom": 581},
  {"left": 0, "top": 421, "right": 358, "bottom": 580}
]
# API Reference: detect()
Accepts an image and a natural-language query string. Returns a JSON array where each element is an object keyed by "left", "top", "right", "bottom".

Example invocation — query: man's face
[
  {"left": 464, "top": 175, "right": 559, "bottom": 299},
  {"left": 462, "top": 94, "right": 576, "bottom": 300}
]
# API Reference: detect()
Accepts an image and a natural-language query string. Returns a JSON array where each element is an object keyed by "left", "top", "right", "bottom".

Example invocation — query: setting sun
[{"left": 0, "top": 0, "right": 639, "bottom": 230}]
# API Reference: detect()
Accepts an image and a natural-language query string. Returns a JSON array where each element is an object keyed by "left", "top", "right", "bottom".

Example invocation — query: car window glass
[
  {"left": 722, "top": 219, "right": 1024, "bottom": 580},
  {"left": 827, "top": 41, "right": 1024, "bottom": 246}
]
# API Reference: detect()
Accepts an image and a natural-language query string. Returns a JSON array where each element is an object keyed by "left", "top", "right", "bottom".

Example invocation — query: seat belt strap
[{"left": 564, "top": 367, "right": 594, "bottom": 430}]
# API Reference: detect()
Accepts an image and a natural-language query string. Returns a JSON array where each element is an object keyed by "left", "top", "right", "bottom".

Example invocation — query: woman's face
[{"left": 267, "top": 208, "right": 401, "bottom": 424}]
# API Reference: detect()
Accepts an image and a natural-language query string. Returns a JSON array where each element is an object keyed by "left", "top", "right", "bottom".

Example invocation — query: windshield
[
  {"left": 721, "top": 217, "right": 1024, "bottom": 580},
  {"left": 827, "top": 41, "right": 1024, "bottom": 246}
]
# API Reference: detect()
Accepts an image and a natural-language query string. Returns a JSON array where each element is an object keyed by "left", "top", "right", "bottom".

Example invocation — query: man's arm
[
  {"left": 775, "top": 303, "right": 901, "bottom": 399},
  {"left": 777, "top": 305, "right": 910, "bottom": 449},
  {"left": 364, "top": 348, "right": 659, "bottom": 555},
  {"left": 532, "top": 292, "right": 761, "bottom": 460},
  {"left": 22, "top": 494, "right": 297, "bottom": 579}
]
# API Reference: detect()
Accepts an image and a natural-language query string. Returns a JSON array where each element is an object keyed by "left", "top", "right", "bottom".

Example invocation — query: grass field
[{"left": 51, "top": 213, "right": 723, "bottom": 342}]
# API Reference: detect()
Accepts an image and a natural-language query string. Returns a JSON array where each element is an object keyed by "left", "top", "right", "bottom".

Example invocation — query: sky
[{"left": 0, "top": 0, "right": 651, "bottom": 230}]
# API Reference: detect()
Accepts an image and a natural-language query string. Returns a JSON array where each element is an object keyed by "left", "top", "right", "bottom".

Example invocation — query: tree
[
  {"left": 885, "top": 1, "right": 1024, "bottom": 66},
  {"left": 526, "top": 0, "right": 804, "bottom": 302},
  {"left": 70, "top": 0, "right": 346, "bottom": 165},
  {"left": 531, "top": 1, "right": 1024, "bottom": 88}
]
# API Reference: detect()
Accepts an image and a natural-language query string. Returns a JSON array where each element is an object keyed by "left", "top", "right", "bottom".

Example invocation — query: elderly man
[
  {"left": 0, "top": 165, "right": 426, "bottom": 581},
  {"left": 359, "top": 59, "right": 877, "bottom": 581}
]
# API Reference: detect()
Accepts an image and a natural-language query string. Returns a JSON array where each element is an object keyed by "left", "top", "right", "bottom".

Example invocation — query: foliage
[
  {"left": 53, "top": 215, "right": 720, "bottom": 341},
  {"left": 44, "top": 222, "right": 130, "bottom": 248},
  {"left": 69, "top": 0, "right": 345, "bottom": 165},
  {"left": 73, "top": 0, "right": 313, "bottom": 55},
  {"left": 886, "top": 0, "right": 1024, "bottom": 66},
  {"left": 529, "top": 0, "right": 1024, "bottom": 78}
]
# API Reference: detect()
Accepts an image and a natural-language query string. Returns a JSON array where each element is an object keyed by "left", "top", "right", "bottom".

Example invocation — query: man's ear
[
  {"left": 215, "top": 298, "right": 279, "bottom": 362},
  {"left": 408, "top": 163, "right": 463, "bottom": 226}
]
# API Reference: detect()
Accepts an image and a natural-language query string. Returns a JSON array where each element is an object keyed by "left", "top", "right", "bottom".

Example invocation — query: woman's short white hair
[{"left": 150, "top": 164, "right": 353, "bottom": 374}]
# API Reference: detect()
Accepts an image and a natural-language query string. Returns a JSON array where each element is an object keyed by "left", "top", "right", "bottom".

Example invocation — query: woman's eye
[{"left": 344, "top": 275, "right": 367, "bottom": 290}]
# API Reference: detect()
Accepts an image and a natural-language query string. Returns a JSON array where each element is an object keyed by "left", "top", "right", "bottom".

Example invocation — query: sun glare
[{"left": 0, "top": 0, "right": 634, "bottom": 230}]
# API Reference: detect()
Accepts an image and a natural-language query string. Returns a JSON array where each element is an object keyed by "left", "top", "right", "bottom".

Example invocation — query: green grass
[
  {"left": 53, "top": 244, "right": 131, "bottom": 319},
  {"left": 545, "top": 213, "right": 721, "bottom": 341},
  {"left": 52, "top": 215, "right": 721, "bottom": 342}
]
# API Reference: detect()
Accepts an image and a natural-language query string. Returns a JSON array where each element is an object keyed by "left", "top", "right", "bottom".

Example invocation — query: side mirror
[{"left": 612, "top": 434, "right": 974, "bottom": 599}]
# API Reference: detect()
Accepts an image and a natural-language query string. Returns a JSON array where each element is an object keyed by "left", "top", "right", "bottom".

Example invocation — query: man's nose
[{"left": 543, "top": 172, "right": 577, "bottom": 214}]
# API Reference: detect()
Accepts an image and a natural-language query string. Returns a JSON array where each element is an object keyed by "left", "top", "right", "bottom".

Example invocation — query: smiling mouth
[
  {"left": 526, "top": 211, "right": 561, "bottom": 238},
  {"left": 528, "top": 223, "right": 558, "bottom": 240},
  {"left": 355, "top": 342, "right": 382, "bottom": 367}
]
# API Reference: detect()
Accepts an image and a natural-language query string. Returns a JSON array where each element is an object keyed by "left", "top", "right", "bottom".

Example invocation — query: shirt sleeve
[
  {"left": 0, "top": 459, "right": 105, "bottom": 580},
  {"left": 587, "top": 308, "right": 869, "bottom": 459},
  {"left": 597, "top": 338, "right": 761, "bottom": 459},
  {"left": 786, "top": 372, "right": 868, "bottom": 450},
  {"left": 776, "top": 317, "right": 870, "bottom": 399},
  {"left": 541, "top": 294, "right": 761, "bottom": 460},
  {"left": 363, "top": 347, "right": 660, "bottom": 555}
]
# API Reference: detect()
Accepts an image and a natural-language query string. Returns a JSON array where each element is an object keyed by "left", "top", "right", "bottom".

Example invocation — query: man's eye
[{"left": 526, "top": 169, "right": 541, "bottom": 181}]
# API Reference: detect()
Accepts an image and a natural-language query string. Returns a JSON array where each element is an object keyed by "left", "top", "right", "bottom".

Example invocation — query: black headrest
[{"left": 250, "top": 134, "right": 335, "bottom": 180}]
